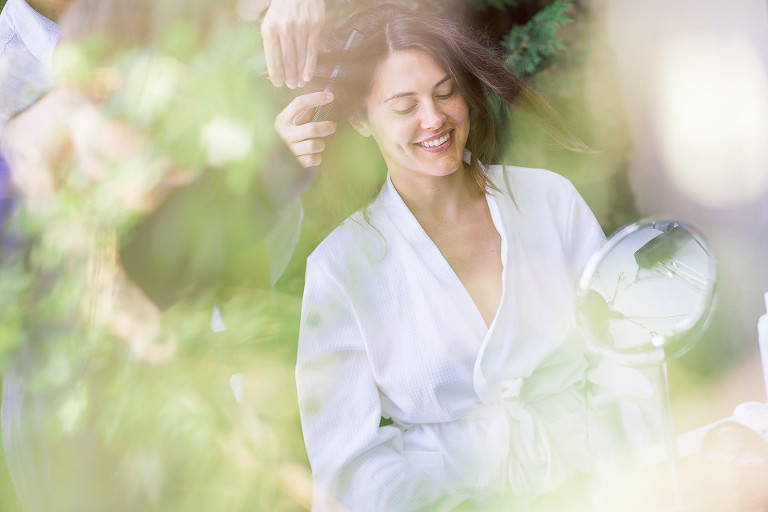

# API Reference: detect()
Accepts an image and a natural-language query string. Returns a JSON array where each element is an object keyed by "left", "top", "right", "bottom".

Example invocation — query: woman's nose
[{"left": 420, "top": 101, "right": 446, "bottom": 130}]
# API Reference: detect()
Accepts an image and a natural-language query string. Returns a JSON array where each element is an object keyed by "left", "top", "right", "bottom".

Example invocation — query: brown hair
[{"left": 316, "top": 3, "right": 586, "bottom": 193}]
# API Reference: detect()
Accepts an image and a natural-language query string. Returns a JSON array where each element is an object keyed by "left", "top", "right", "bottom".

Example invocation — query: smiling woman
[
  {"left": 350, "top": 51, "right": 470, "bottom": 184},
  {"left": 275, "top": 4, "right": 625, "bottom": 512}
]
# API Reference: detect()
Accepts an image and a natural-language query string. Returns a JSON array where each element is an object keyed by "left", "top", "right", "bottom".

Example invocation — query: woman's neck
[{"left": 391, "top": 164, "right": 483, "bottom": 224}]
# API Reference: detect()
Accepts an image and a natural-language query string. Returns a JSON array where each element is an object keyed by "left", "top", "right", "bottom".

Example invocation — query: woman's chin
[{"left": 423, "top": 151, "right": 465, "bottom": 177}]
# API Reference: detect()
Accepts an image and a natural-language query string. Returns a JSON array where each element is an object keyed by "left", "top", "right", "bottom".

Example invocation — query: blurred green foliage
[
  {"left": 467, "top": 0, "right": 520, "bottom": 11},
  {"left": 501, "top": 0, "right": 574, "bottom": 78},
  {"left": 0, "top": 3, "right": 311, "bottom": 510}
]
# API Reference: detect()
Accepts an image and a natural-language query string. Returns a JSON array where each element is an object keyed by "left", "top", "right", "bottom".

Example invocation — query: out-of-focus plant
[
  {"left": 0, "top": 1, "right": 310, "bottom": 510},
  {"left": 500, "top": 0, "right": 574, "bottom": 79}
]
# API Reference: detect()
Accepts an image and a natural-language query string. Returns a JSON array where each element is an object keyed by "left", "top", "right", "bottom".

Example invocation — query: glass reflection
[{"left": 578, "top": 220, "right": 717, "bottom": 365}]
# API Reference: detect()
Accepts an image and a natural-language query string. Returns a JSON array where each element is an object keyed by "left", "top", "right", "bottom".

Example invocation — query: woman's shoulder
[
  {"left": 488, "top": 164, "right": 582, "bottom": 207},
  {"left": 489, "top": 164, "right": 577, "bottom": 193},
  {"left": 307, "top": 201, "right": 389, "bottom": 275},
  {"left": 489, "top": 164, "right": 594, "bottom": 230}
]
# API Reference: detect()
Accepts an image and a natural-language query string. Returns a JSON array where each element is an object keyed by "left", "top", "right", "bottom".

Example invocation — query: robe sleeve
[
  {"left": 296, "top": 256, "right": 444, "bottom": 512},
  {"left": 563, "top": 181, "right": 607, "bottom": 281}
]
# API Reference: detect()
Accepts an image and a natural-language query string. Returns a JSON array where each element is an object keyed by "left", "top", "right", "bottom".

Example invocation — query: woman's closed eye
[
  {"left": 393, "top": 104, "right": 417, "bottom": 115},
  {"left": 435, "top": 86, "right": 455, "bottom": 100},
  {"left": 392, "top": 89, "right": 455, "bottom": 115}
]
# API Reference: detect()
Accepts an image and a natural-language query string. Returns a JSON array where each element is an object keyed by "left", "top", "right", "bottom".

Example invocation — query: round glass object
[{"left": 576, "top": 219, "right": 718, "bottom": 366}]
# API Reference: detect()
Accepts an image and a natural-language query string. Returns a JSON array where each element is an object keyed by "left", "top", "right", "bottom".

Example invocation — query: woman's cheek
[{"left": 452, "top": 104, "right": 469, "bottom": 124}]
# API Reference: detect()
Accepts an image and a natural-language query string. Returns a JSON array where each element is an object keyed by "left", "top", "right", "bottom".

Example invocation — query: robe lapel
[
  {"left": 473, "top": 167, "right": 565, "bottom": 404},
  {"left": 474, "top": 182, "right": 517, "bottom": 404},
  {"left": 380, "top": 176, "right": 490, "bottom": 337}
]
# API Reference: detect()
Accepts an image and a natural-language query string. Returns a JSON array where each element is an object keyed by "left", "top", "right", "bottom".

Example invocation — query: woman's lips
[{"left": 415, "top": 130, "right": 453, "bottom": 153}]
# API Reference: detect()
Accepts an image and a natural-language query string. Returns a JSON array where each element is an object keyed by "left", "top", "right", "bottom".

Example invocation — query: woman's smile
[{"left": 415, "top": 129, "right": 453, "bottom": 152}]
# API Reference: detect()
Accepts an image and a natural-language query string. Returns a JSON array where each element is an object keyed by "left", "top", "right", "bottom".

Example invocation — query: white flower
[{"left": 199, "top": 115, "right": 254, "bottom": 168}]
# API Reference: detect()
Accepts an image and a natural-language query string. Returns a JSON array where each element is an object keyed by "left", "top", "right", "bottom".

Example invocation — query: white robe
[{"left": 296, "top": 165, "right": 611, "bottom": 511}]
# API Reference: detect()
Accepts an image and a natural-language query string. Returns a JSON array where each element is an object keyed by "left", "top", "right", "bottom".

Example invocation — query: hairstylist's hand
[
  {"left": 260, "top": 0, "right": 325, "bottom": 89},
  {"left": 275, "top": 91, "right": 336, "bottom": 168}
]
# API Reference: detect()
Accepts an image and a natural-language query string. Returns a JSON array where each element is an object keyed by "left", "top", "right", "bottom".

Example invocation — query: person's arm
[
  {"left": 297, "top": 256, "right": 445, "bottom": 511},
  {"left": 259, "top": 0, "right": 325, "bottom": 89}
]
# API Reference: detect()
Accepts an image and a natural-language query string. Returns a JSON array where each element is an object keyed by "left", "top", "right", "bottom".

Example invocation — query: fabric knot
[
  {"left": 499, "top": 376, "right": 524, "bottom": 400},
  {"left": 497, "top": 378, "right": 549, "bottom": 468}
]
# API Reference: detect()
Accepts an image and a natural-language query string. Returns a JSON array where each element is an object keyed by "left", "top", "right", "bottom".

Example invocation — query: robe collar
[{"left": 377, "top": 164, "right": 508, "bottom": 339}]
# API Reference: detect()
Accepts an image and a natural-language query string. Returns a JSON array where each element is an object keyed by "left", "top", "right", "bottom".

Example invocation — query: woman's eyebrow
[
  {"left": 383, "top": 75, "right": 452, "bottom": 103},
  {"left": 434, "top": 75, "right": 451, "bottom": 88}
]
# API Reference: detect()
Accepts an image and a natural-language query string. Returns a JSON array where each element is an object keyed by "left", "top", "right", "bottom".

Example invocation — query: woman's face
[{"left": 356, "top": 49, "right": 470, "bottom": 183}]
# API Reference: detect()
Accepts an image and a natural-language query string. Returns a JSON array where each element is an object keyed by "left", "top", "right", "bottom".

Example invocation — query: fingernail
[
  {"left": 324, "top": 91, "right": 334, "bottom": 101},
  {"left": 298, "top": 80, "right": 305, "bottom": 88}
]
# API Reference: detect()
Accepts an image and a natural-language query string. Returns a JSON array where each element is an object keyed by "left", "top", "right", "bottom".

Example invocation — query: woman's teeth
[{"left": 418, "top": 132, "right": 450, "bottom": 148}]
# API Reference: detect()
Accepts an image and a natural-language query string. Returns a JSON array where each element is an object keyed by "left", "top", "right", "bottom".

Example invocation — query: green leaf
[
  {"left": 501, "top": 0, "right": 575, "bottom": 78},
  {"left": 467, "top": 0, "right": 520, "bottom": 11}
]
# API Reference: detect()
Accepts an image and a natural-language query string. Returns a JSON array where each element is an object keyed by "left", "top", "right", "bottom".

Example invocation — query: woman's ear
[{"left": 348, "top": 113, "right": 371, "bottom": 137}]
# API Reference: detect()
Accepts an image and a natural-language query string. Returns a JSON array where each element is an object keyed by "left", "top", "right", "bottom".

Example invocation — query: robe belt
[{"left": 451, "top": 375, "right": 571, "bottom": 493}]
